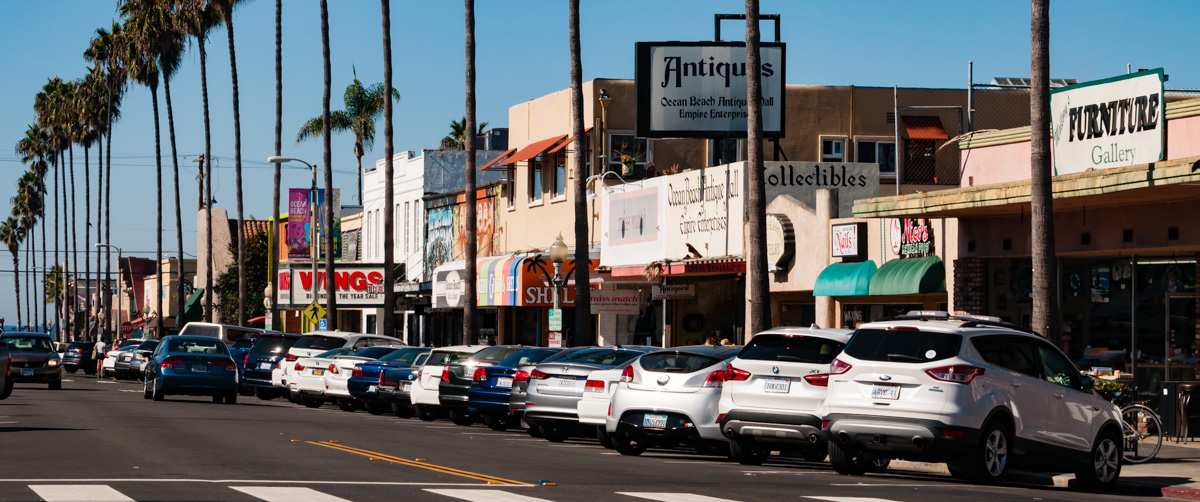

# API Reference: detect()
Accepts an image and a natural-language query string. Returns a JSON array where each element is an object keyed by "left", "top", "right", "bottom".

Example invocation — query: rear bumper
[
  {"left": 9, "top": 367, "right": 61, "bottom": 382},
  {"left": 720, "top": 410, "right": 823, "bottom": 445},
  {"left": 616, "top": 411, "right": 709, "bottom": 445},
  {"left": 161, "top": 375, "right": 238, "bottom": 395},
  {"left": 348, "top": 378, "right": 380, "bottom": 400},
  {"left": 821, "top": 413, "right": 979, "bottom": 460},
  {"left": 439, "top": 384, "right": 470, "bottom": 408},
  {"left": 468, "top": 386, "right": 514, "bottom": 415}
]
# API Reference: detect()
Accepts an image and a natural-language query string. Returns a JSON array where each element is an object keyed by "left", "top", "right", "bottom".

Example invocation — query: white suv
[
  {"left": 717, "top": 327, "right": 852, "bottom": 464},
  {"left": 818, "top": 314, "right": 1123, "bottom": 487}
]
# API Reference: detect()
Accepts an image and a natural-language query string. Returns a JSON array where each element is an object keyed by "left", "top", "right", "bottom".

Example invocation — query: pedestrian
[
  {"left": 719, "top": 338, "right": 732, "bottom": 346},
  {"left": 703, "top": 336, "right": 717, "bottom": 347},
  {"left": 93, "top": 338, "right": 107, "bottom": 380}
]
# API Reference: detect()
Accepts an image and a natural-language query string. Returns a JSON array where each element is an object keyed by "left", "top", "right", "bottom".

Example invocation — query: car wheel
[
  {"left": 225, "top": 392, "right": 238, "bottom": 405},
  {"left": 143, "top": 377, "right": 152, "bottom": 400},
  {"left": 151, "top": 377, "right": 165, "bottom": 401},
  {"left": 364, "top": 400, "right": 388, "bottom": 415},
  {"left": 486, "top": 415, "right": 508, "bottom": 431},
  {"left": 597, "top": 427, "right": 614, "bottom": 449},
  {"left": 541, "top": 423, "right": 569, "bottom": 443},
  {"left": 48, "top": 378, "right": 62, "bottom": 390},
  {"left": 450, "top": 408, "right": 475, "bottom": 427},
  {"left": 415, "top": 404, "right": 437, "bottom": 421},
  {"left": 730, "top": 439, "right": 769, "bottom": 465},
  {"left": 867, "top": 456, "right": 891, "bottom": 473},
  {"left": 255, "top": 388, "right": 277, "bottom": 401},
  {"left": 829, "top": 440, "right": 867, "bottom": 476},
  {"left": 801, "top": 439, "right": 830, "bottom": 463},
  {"left": 527, "top": 423, "right": 543, "bottom": 438},
  {"left": 391, "top": 402, "right": 414, "bottom": 419},
  {"left": 0, "top": 379, "right": 12, "bottom": 400},
  {"left": 1075, "top": 430, "right": 1122, "bottom": 488},
  {"left": 337, "top": 399, "right": 358, "bottom": 412},
  {"left": 613, "top": 425, "right": 646, "bottom": 456},
  {"left": 303, "top": 396, "right": 323, "bottom": 408},
  {"left": 212, "top": 394, "right": 223, "bottom": 404},
  {"left": 956, "top": 421, "right": 1011, "bottom": 483}
]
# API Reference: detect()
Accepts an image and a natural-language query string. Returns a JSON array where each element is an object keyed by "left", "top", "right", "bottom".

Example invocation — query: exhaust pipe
[
  {"left": 912, "top": 436, "right": 927, "bottom": 449},
  {"left": 808, "top": 433, "right": 819, "bottom": 444},
  {"left": 838, "top": 432, "right": 850, "bottom": 443}
]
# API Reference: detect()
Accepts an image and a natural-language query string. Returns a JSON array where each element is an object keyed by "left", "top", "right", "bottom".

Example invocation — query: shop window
[
  {"left": 552, "top": 153, "right": 567, "bottom": 199},
  {"left": 609, "top": 132, "right": 650, "bottom": 178},
  {"left": 528, "top": 161, "right": 544, "bottom": 204},
  {"left": 820, "top": 136, "right": 846, "bottom": 162},
  {"left": 855, "top": 138, "right": 896, "bottom": 174},
  {"left": 710, "top": 138, "right": 741, "bottom": 166}
]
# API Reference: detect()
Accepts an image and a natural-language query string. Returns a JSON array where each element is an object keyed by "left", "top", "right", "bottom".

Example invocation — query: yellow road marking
[{"left": 305, "top": 440, "right": 530, "bottom": 486}]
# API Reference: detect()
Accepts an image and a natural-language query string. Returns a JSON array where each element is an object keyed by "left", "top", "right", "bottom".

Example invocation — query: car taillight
[
  {"left": 803, "top": 373, "right": 830, "bottom": 387},
  {"left": 925, "top": 364, "right": 985, "bottom": 384},
  {"left": 327, "top": 363, "right": 339, "bottom": 375},
  {"left": 285, "top": 353, "right": 299, "bottom": 362},
  {"left": 352, "top": 366, "right": 364, "bottom": 378},
  {"left": 440, "top": 369, "right": 450, "bottom": 383},
  {"left": 619, "top": 364, "right": 635, "bottom": 383},
  {"left": 242, "top": 353, "right": 250, "bottom": 368},
  {"left": 294, "top": 362, "right": 305, "bottom": 371},
  {"left": 513, "top": 369, "right": 531, "bottom": 383},
  {"left": 830, "top": 358, "right": 852, "bottom": 375},
  {"left": 724, "top": 365, "right": 751, "bottom": 381},
  {"left": 820, "top": 419, "right": 830, "bottom": 430},
  {"left": 703, "top": 369, "right": 725, "bottom": 388},
  {"left": 160, "top": 357, "right": 182, "bottom": 369},
  {"left": 584, "top": 379, "right": 605, "bottom": 393},
  {"left": 216, "top": 359, "right": 237, "bottom": 372},
  {"left": 473, "top": 367, "right": 488, "bottom": 382},
  {"left": 529, "top": 369, "right": 550, "bottom": 380}
]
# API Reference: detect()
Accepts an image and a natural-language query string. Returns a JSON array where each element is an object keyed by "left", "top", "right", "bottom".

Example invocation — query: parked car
[
  {"left": 348, "top": 347, "right": 431, "bottom": 414},
  {"left": 410, "top": 345, "right": 488, "bottom": 421},
  {"left": 177, "top": 322, "right": 263, "bottom": 345},
  {"left": 577, "top": 366, "right": 625, "bottom": 448},
  {"left": 1, "top": 333, "right": 63, "bottom": 390},
  {"left": 323, "top": 346, "right": 408, "bottom": 411},
  {"left": 241, "top": 332, "right": 303, "bottom": 400},
  {"left": 463, "top": 346, "right": 562, "bottom": 430},
  {"left": 62, "top": 341, "right": 97, "bottom": 375},
  {"left": 143, "top": 335, "right": 239, "bottom": 403},
  {"left": 102, "top": 339, "right": 143, "bottom": 378},
  {"left": 818, "top": 313, "right": 1124, "bottom": 487},
  {"left": 607, "top": 346, "right": 740, "bottom": 456},
  {"left": 290, "top": 347, "right": 357, "bottom": 407},
  {"left": 119, "top": 339, "right": 161, "bottom": 380},
  {"left": 0, "top": 345, "right": 11, "bottom": 399},
  {"left": 718, "top": 326, "right": 852, "bottom": 465},
  {"left": 524, "top": 345, "right": 657, "bottom": 442},
  {"left": 510, "top": 347, "right": 588, "bottom": 434},
  {"left": 376, "top": 352, "right": 433, "bottom": 418},
  {"left": 275, "top": 331, "right": 403, "bottom": 399}
]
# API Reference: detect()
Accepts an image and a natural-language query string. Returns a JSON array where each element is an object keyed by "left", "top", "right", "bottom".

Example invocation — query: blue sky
[{"left": 0, "top": 0, "right": 1197, "bottom": 324}]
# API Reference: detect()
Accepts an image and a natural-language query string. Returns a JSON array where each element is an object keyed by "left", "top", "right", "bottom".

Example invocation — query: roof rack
[{"left": 889, "top": 310, "right": 1038, "bottom": 335}]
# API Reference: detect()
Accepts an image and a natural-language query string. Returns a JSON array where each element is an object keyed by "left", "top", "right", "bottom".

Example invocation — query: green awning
[
  {"left": 868, "top": 256, "right": 945, "bottom": 296},
  {"left": 814, "top": 260, "right": 877, "bottom": 297},
  {"left": 182, "top": 288, "right": 205, "bottom": 323}
]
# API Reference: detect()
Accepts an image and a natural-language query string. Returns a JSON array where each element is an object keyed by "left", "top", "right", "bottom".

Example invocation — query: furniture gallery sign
[
  {"left": 636, "top": 41, "right": 785, "bottom": 138},
  {"left": 1050, "top": 68, "right": 1165, "bottom": 173},
  {"left": 276, "top": 263, "right": 386, "bottom": 308}
]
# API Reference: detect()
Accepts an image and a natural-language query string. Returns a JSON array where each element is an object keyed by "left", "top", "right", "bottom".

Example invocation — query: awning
[
  {"left": 546, "top": 127, "right": 593, "bottom": 154},
  {"left": 813, "top": 260, "right": 877, "bottom": 297},
  {"left": 868, "top": 256, "right": 945, "bottom": 296},
  {"left": 903, "top": 116, "right": 949, "bottom": 141},
  {"left": 480, "top": 148, "right": 517, "bottom": 171},
  {"left": 182, "top": 288, "right": 205, "bottom": 323},
  {"left": 501, "top": 135, "right": 569, "bottom": 166},
  {"left": 433, "top": 254, "right": 600, "bottom": 308}
]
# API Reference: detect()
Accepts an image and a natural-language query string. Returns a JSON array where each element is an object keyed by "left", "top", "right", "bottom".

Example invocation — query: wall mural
[{"left": 423, "top": 191, "right": 497, "bottom": 278}]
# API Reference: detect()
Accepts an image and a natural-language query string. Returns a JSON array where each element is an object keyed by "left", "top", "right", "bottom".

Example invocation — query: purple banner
[{"left": 287, "top": 188, "right": 311, "bottom": 260}]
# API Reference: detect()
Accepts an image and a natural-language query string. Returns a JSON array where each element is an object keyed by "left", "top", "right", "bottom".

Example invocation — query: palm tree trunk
[
  {"left": 743, "top": 0, "right": 770, "bottom": 336},
  {"left": 84, "top": 144, "right": 91, "bottom": 337},
  {"left": 164, "top": 76, "right": 186, "bottom": 326},
  {"left": 356, "top": 153, "right": 363, "bottom": 207},
  {"left": 320, "top": 0, "right": 338, "bottom": 329},
  {"left": 271, "top": 0, "right": 283, "bottom": 329},
  {"left": 567, "top": 0, "right": 591, "bottom": 346},
  {"left": 69, "top": 145, "right": 78, "bottom": 338},
  {"left": 26, "top": 237, "right": 32, "bottom": 330},
  {"left": 53, "top": 156, "right": 60, "bottom": 338},
  {"left": 150, "top": 83, "right": 164, "bottom": 336},
  {"left": 1030, "top": 0, "right": 1057, "bottom": 338},
  {"left": 223, "top": 5, "right": 247, "bottom": 326},
  {"left": 199, "top": 31, "right": 215, "bottom": 323},
  {"left": 59, "top": 149, "right": 69, "bottom": 338},
  {"left": 41, "top": 194, "right": 47, "bottom": 333},
  {"left": 105, "top": 85, "right": 114, "bottom": 340},
  {"left": 97, "top": 137, "right": 104, "bottom": 337},
  {"left": 462, "top": 0, "right": 477, "bottom": 344},
  {"left": 380, "top": 0, "right": 395, "bottom": 339},
  {"left": 12, "top": 254, "right": 21, "bottom": 329}
]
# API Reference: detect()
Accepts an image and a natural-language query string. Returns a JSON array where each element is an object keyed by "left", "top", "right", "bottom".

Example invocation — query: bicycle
[{"left": 1098, "top": 384, "right": 1164, "bottom": 464}]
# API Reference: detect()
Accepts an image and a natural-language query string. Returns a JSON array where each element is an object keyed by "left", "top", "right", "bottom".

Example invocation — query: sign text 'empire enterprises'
[{"left": 1050, "top": 69, "right": 1165, "bottom": 173}]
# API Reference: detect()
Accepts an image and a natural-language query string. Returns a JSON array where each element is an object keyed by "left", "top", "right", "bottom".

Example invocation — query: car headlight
[{"left": 47, "top": 359, "right": 60, "bottom": 367}]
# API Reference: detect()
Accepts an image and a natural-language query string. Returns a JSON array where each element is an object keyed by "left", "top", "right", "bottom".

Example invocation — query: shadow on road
[{"left": 0, "top": 426, "right": 90, "bottom": 433}]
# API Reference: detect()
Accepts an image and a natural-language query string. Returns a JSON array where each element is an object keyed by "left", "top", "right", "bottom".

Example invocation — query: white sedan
[
  {"left": 289, "top": 348, "right": 356, "bottom": 407},
  {"left": 577, "top": 367, "right": 626, "bottom": 448},
  {"left": 322, "top": 346, "right": 407, "bottom": 409},
  {"left": 101, "top": 339, "right": 144, "bottom": 378}
]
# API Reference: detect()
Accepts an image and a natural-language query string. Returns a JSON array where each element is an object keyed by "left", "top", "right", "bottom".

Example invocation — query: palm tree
[
  {"left": 295, "top": 71, "right": 399, "bottom": 206},
  {"left": 34, "top": 79, "right": 68, "bottom": 336},
  {"left": 380, "top": 0, "right": 395, "bottom": 339},
  {"left": 567, "top": 0, "right": 591, "bottom": 345},
  {"left": 439, "top": 118, "right": 488, "bottom": 150},
  {"left": 63, "top": 80, "right": 81, "bottom": 338},
  {"left": 17, "top": 125, "right": 52, "bottom": 332},
  {"left": 743, "top": 0, "right": 769, "bottom": 336},
  {"left": 154, "top": 6, "right": 189, "bottom": 326},
  {"left": 213, "top": 0, "right": 248, "bottom": 326},
  {"left": 0, "top": 217, "right": 23, "bottom": 329},
  {"left": 74, "top": 76, "right": 103, "bottom": 337},
  {"left": 1030, "top": 0, "right": 1057, "bottom": 337},
  {"left": 177, "top": 0, "right": 220, "bottom": 323},
  {"left": 271, "top": 0, "right": 283, "bottom": 329},
  {"left": 319, "top": 0, "right": 336, "bottom": 329},
  {"left": 462, "top": 0, "right": 477, "bottom": 344},
  {"left": 15, "top": 172, "right": 41, "bottom": 329}
]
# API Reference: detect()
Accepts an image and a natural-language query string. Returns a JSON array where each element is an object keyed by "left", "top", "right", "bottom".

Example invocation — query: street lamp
[
  {"left": 548, "top": 234, "right": 570, "bottom": 338},
  {"left": 267, "top": 156, "right": 322, "bottom": 330},
  {"left": 598, "top": 88, "right": 611, "bottom": 171},
  {"left": 95, "top": 243, "right": 122, "bottom": 343}
]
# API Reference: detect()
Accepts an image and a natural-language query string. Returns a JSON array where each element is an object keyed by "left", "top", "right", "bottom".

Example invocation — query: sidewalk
[{"left": 886, "top": 442, "right": 1200, "bottom": 499}]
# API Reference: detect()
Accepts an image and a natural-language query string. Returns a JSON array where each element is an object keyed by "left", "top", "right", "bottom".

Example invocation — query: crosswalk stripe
[
  {"left": 424, "top": 488, "right": 555, "bottom": 501},
  {"left": 230, "top": 486, "right": 352, "bottom": 502},
  {"left": 28, "top": 485, "right": 134, "bottom": 502},
  {"left": 619, "top": 493, "right": 743, "bottom": 502},
  {"left": 806, "top": 497, "right": 901, "bottom": 502}
]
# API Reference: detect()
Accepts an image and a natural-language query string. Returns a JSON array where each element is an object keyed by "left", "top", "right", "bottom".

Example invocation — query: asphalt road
[{"left": 0, "top": 376, "right": 1157, "bottom": 501}]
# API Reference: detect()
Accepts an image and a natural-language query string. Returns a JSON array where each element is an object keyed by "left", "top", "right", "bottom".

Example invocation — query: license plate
[
  {"left": 20, "top": 368, "right": 34, "bottom": 377},
  {"left": 191, "top": 365, "right": 207, "bottom": 373},
  {"left": 763, "top": 377, "right": 791, "bottom": 394},
  {"left": 367, "top": 385, "right": 377, "bottom": 393},
  {"left": 554, "top": 378, "right": 582, "bottom": 389},
  {"left": 312, "top": 368, "right": 325, "bottom": 376},
  {"left": 259, "top": 362, "right": 273, "bottom": 370},
  {"left": 872, "top": 384, "right": 900, "bottom": 400},
  {"left": 400, "top": 382, "right": 411, "bottom": 392},
  {"left": 643, "top": 413, "right": 668, "bottom": 429},
  {"left": 496, "top": 377, "right": 513, "bottom": 389}
]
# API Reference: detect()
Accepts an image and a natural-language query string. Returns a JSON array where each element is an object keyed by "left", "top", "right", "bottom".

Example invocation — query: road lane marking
[
  {"left": 305, "top": 440, "right": 529, "bottom": 486},
  {"left": 28, "top": 485, "right": 134, "bottom": 502},
  {"left": 231, "top": 486, "right": 351, "bottom": 502},
  {"left": 619, "top": 493, "right": 742, "bottom": 502},
  {"left": 424, "top": 489, "right": 552, "bottom": 501},
  {"left": 806, "top": 497, "right": 904, "bottom": 502},
  {"left": 0, "top": 479, "right": 493, "bottom": 486}
]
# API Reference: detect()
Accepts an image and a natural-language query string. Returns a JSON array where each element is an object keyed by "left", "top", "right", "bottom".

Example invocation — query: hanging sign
[{"left": 1050, "top": 68, "right": 1166, "bottom": 173}]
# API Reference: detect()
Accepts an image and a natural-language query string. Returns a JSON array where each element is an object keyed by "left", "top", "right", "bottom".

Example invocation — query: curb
[{"left": 1160, "top": 486, "right": 1200, "bottom": 500}]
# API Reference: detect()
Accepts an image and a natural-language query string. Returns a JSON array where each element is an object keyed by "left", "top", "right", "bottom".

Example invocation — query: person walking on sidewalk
[{"left": 93, "top": 338, "right": 107, "bottom": 380}]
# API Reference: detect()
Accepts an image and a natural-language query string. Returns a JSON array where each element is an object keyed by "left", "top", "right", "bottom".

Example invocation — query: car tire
[
  {"left": 449, "top": 408, "right": 474, "bottom": 427},
  {"left": 415, "top": 404, "right": 437, "bottom": 421},
  {"left": 613, "top": 425, "right": 646, "bottom": 456},
  {"left": 829, "top": 440, "right": 867, "bottom": 476},
  {"left": 486, "top": 415, "right": 508, "bottom": 431},
  {"left": 541, "top": 423, "right": 569, "bottom": 443},
  {"left": 303, "top": 396, "right": 323, "bottom": 408},
  {"left": 954, "top": 420, "right": 1012, "bottom": 483},
  {"left": 337, "top": 399, "right": 358, "bottom": 412},
  {"left": 212, "top": 394, "right": 223, "bottom": 404},
  {"left": 597, "top": 427, "right": 614, "bottom": 449},
  {"left": 151, "top": 377, "right": 165, "bottom": 401},
  {"left": 255, "top": 388, "right": 277, "bottom": 401},
  {"left": 0, "top": 379, "right": 12, "bottom": 400},
  {"left": 366, "top": 400, "right": 389, "bottom": 415},
  {"left": 392, "top": 402, "right": 414, "bottom": 419},
  {"left": 143, "top": 378, "right": 152, "bottom": 400},
  {"left": 225, "top": 392, "right": 238, "bottom": 405},
  {"left": 1074, "top": 429, "right": 1122, "bottom": 488},
  {"left": 527, "top": 423, "right": 543, "bottom": 438},
  {"left": 48, "top": 378, "right": 62, "bottom": 390},
  {"left": 730, "top": 439, "right": 769, "bottom": 465},
  {"left": 801, "top": 439, "right": 830, "bottom": 463}
]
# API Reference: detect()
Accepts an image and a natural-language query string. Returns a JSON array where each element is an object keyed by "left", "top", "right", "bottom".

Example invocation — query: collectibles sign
[
  {"left": 275, "top": 264, "right": 386, "bottom": 307},
  {"left": 1050, "top": 69, "right": 1165, "bottom": 173},
  {"left": 764, "top": 162, "right": 878, "bottom": 217},
  {"left": 636, "top": 41, "right": 785, "bottom": 138}
]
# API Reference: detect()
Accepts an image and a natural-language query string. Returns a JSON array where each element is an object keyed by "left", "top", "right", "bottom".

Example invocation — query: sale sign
[{"left": 275, "top": 264, "right": 387, "bottom": 307}]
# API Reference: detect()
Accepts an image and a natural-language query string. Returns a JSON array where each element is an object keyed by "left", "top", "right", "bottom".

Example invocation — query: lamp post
[
  {"left": 598, "top": 88, "right": 611, "bottom": 172},
  {"left": 95, "top": 243, "right": 122, "bottom": 342},
  {"left": 548, "top": 233, "right": 570, "bottom": 346},
  {"left": 267, "top": 156, "right": 322, "bottom": 330}
]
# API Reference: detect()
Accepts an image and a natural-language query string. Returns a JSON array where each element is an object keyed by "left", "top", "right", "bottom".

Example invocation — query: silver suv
[{"left": 717, "top": 327, "right": 851, "bottom": 464}]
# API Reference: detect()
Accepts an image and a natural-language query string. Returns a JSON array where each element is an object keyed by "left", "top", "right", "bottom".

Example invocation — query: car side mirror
[{"left": 1079, "top": 375, "right": 1095, "bottom": 393}]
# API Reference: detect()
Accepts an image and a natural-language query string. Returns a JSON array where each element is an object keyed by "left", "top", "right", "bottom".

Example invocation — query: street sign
[
  {"left": 302, "top": 303, "right": 326, "bottom": 329},
  {"left": 547, "top": 331, "right": 562, "bottom": 348},
  {"left": 318, "top": 318, "right": 328, "bottom": 331},
  {"left": 548, "top": 308, "right": 563, "bottom": 332}
]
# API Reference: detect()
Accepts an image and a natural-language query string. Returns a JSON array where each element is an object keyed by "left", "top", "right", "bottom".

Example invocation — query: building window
[
  {"left": 855, "top": 139, "right": 896, "bottom": 174},
  {"left": 608, "top": 132, "right": 650, "bottom": 177},
  {"left": 505, "top": 169, "right": 516, "bottom": 209},
  {"left": 403, "top": 202, "right": 410, "bottom": 254},
  {"left": 710, "top": 138, "right": 741, "bottom": 166},
  {"left": 552, "top": 153, "right": 567, "bottom": 199},
  {"left": 364, "top": 211, "right": 372, "bottom": 260},
  {"left": 528, "top": 161, "right": 544, "bottom": 204},
  {"left": 820, "top": 136, "right": 846, "bottom": 162}
]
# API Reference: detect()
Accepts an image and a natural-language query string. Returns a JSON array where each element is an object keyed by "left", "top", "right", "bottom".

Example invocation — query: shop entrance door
[{"left": 1165, "top": 294, "right": 1199, "bottom": 382}]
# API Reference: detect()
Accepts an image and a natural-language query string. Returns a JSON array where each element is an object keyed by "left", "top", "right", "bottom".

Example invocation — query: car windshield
[
  {"left": 2, "top": 336, "right": 53, "bottom": 352},
  {"left": 226, "top": 328, "right": 259, "bottom": 344},
  {"left": 380, "top": 348, "right": 430, "bottom": 365},
  {"left": 292, "top": 335, "right": 345, "bottom": 351},
  {"left": 558, "top": 348, "right": 644, "bottom": 367},
  {"left": 639, "top": 352, "right": 723, "bottom": 373},
  {"left": 472, "top": 346, "right": 522, "bottom": 363},
  {"left": 230, "top": 338, "right": 255, "bottom": 350},
  {"left": 739, "top": 335, "right": 845, "bottom": 364},
  {"left": 350, "top": 346, "right": 399, "bottom": 359},
  {"left": 251, "top": 335, "right": 299, "bottom": 355},
  {"left": 316, "top": 348, "right": 355, "bottom": 358},
  {"left": 842, "top": 328, "right": 962, "bottom": 363},
  {"left": 166, "top": 338, "right": 228, "bottom": 355},
  {"left": 500, "top": 348, "right": 560, "bottom": 367},
  {"left": 137, "top": 340, "right": 160, "bottom": 351},
  {"left": 425, "top": 350, "right": 471, "bottom": 366}
]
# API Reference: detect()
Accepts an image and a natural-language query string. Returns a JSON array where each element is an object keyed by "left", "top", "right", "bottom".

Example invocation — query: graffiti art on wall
[
  {"left": 423, "top": 191, "right": 498, "bottom": 278},
  {"left": 425, "top": 206, "right": 456, "bottom": 278}
]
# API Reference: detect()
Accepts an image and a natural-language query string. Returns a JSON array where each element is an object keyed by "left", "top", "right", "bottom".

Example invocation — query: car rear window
[
  {"left": 501, "top": 348, "right": 560, "bottom": 367},
  {"left": 137, "top": 340, "right": 160, "bottom": 351},
  {"left": 251, "top": 335, "right": 299, "bottom": 355},
  {"left": 226, "top": 328, "right": 259, "bottom": 344},
  {"left": 167, "top": 338, "right": 228, "bottom": 355},
  {"left": 316, "top": 348, "right": 355, "bottom": 358},
  {"left": 559, "top": 348, "right": 644, "bottom": 366},
  {"left": 381, "top": 348, "right": 429, "bottom": 365},
  {"left": 473, "top": 346, "right": 522, "bottom": 363},
  {"left": 639, "top": 352, "right": 722, "bottom": 373},
  {"left": 2, "top": 336, "right": 53, "bottom": 352},
  {"left": 842, "top": 328, "right": 962, "bottom": 363},
  {"left": 739, "top": 335, "right": 844, "bottom": 364},
  {"left": 351, "top": 346, "right": 399, "bottom": 359},
  {"left": 292, "top": 335, "right": 345, "bottom": 351}
]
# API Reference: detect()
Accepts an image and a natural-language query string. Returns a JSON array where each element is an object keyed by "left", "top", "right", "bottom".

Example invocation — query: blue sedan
[
  {"left": 348, "top": 347, "right": 431, "bottom": 414},
  {"left": 143, "top": 336, "right": 240, "bottom": 404},
  {"left": 469, "top": 347, "right": 562, "bottom": 430},
  {"left": 376, "top": 356, "right": 430, "bottom": 417}
]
